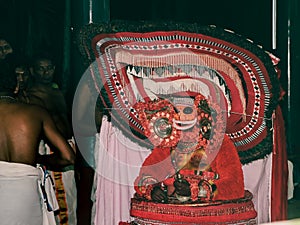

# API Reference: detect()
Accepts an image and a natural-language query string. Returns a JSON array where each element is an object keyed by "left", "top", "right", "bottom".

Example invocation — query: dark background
[{"left": 0, "top": 0, "right": 299, "bottom": 159}]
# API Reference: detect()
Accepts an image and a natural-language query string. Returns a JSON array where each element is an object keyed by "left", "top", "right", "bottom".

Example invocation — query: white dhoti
[
  {"left": 0, "top": 161, "right": 59, "bottom": 225},
  {"left": 39, "top": 140, "right": 77, "bottom": 225}
]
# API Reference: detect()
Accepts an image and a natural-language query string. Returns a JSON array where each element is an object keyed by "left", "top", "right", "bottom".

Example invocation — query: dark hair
[
  {"left": 31, "top": 52, "right": 56, "bottom": 67},
  {"left": 0, "top": 67, "right": 17, "bottom": 93}
]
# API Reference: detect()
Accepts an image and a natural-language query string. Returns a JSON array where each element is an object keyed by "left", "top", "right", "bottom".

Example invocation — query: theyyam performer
[{"left": 74, "top": 20, "right": 287, "bottom": 225}]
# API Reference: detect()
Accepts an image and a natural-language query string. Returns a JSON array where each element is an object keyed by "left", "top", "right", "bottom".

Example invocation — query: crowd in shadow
[{"left": 0, "top": 37, "right": 92, "bottom": 225}]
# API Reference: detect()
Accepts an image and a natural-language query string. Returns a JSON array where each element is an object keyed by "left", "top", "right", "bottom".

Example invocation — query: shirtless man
[
  {"left": 23, "top": 55, "right": 76, "bottom": 225},
  {"left": 0, "top": 70, "right": 75, "bottom": 225},
  {"left": 27, "top": 56, "right": 72, "bottom": 139},
  {"left": 0, "top": 96, "right": 75, "bottom": 168}
]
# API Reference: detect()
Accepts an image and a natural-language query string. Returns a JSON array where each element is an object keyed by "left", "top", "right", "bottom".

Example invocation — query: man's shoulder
[
  {"left": 0, "top": 102, "right": 48, "bottom": 122},
  {"left": 16, "top": 101, "right": 48, "bottom": 114},
  {"left": 29, "top": 83, "right": 63, "bottom": 96}
]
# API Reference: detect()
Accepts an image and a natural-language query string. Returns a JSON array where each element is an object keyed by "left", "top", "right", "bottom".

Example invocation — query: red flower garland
[
  {"left": 134, "top": 94, "right": 225, "bottom": 153},
  {"left": 134, "top": 99, "right": 181, "bottom": 148}
]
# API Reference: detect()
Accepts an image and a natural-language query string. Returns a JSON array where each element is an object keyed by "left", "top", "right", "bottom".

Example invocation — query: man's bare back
[{"left": 0, "top": 98, "right": 75, "bottom": 167}]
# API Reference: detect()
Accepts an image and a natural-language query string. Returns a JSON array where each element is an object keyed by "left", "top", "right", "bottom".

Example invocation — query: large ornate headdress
[{"left": 78, "top": 20, "right": 281, "bottom": 164}]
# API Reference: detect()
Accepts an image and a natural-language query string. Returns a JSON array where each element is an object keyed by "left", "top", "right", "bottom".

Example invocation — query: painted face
[
  {"left": 0, "top": 39, "right": 13, "bottom": 60},
  {"left": 33, "top": 59, "right": 55, "bottom": 84},
  {"left": 173, "top": 103, "right": 198, "bottom": 132}
]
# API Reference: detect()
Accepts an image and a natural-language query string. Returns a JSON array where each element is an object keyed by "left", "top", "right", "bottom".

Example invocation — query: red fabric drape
[{"left": 271, "top": 106, "right": 288, "bottom": 221}]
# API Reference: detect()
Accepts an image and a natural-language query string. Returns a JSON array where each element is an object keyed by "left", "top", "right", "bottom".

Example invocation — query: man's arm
[
  {"left": 73, "top": 82, "right": 101, "bottom": 136},
  {"left": 36, "top": 107, "right": 75, "bottom": 169}
]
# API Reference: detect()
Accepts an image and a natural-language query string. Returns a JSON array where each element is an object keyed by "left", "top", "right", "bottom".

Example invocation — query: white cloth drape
[
  {"left": 0, "top": 161, "right": 58, "bottom": 225},
  {"left": 92, "top": 117, "right": 151, "bottom": 225},
  {"left": 242, "top": 154, "right": 272, "bottom": 224}
]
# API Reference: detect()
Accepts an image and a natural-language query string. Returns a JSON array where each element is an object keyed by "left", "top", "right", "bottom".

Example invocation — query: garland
[{"left": 133, "top": 94, "right": 225, "bottom": 153}]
